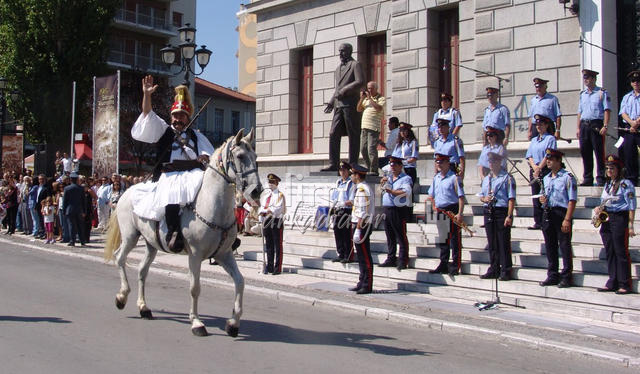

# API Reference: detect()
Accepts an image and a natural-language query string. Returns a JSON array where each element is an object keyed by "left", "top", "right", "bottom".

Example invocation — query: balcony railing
[
  {"left": 107, "top": 50, "right": 170, "bottom": 73},
  {"left": 114, "top": 8, "right": 172, "bottom": 32}
]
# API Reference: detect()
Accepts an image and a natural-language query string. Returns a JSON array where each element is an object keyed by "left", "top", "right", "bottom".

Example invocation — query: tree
[{"left": 0, "top": 0, "right": 120, "bottom": 150}]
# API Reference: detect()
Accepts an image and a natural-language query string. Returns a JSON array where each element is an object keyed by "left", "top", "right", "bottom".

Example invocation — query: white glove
[{"left": 353, "top": 228, "right": 362, "bottom": 243}]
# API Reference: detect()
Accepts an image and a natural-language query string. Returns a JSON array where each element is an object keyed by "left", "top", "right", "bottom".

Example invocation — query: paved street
[{"left": 0, "top": 240, "right": 633, "bottom": 374}]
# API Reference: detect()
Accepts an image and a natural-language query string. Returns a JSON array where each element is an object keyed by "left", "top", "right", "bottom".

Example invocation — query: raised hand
[{"left": 142, "top": 75, "right": 158, "bottom": 95}]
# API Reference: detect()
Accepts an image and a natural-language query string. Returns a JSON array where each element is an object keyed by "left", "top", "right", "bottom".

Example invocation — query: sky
[{"left": 195, "top": 0, "right": 245, "bottom": 90}]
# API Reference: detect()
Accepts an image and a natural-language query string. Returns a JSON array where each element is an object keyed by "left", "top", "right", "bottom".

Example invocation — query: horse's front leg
[
  {"left": 137, "top": 242, "right": 157, "bottom": 319},
  {"left": 115, "top": 244, "right": 132, "bottom": 310},
  {"left": 188, "top": 254, "right": 207, "bottom": 336},
  {"left": 217, "top": 249, "right": 244, "bottom": 338}
]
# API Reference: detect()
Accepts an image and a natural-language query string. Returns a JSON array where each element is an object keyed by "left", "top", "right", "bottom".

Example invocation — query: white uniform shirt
[
  {"left": 259, "top": 188, "right": 286, "bottom": 221},
  {"left": 351, "top": 182, "right": 374, "bottom": 224}
]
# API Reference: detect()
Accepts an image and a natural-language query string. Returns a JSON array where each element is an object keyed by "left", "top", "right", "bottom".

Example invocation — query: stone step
[
  {"left": 242, "top": 251, "right": 640, "bottom": 310},
  {"left": 282, "top": 242, "right": 640, "bottom": 278}
]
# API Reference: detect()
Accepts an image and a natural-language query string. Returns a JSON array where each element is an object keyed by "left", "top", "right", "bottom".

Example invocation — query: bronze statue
[{"left": 321, "top": 43, "right": 365, "bottom": 172}]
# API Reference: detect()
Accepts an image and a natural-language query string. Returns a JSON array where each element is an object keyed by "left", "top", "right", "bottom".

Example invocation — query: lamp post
[{"left": 160, "top": 23, "right": 212, "bottom": 86}]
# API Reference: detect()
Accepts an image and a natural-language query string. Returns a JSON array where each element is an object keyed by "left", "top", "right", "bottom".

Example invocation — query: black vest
[{"left": 152, "top": 127, "right": 199, "bottom": 181}]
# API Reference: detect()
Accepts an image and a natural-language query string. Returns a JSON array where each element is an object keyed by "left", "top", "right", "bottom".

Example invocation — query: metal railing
[
  {"left": 114, "top": 8, "right": 172, "bottom": 31},
  {"left": 107, "top": 50, "right": 170, "bottom": 73}
]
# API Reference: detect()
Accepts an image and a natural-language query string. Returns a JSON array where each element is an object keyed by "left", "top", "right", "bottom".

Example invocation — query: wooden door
[{"left": 298, "top": 49, "right": 313, "bottom": 153}]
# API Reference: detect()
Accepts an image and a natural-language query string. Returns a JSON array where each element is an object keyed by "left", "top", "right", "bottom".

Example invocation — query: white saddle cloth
[{"left": 131, "top": 169, "right": 205, "bottom": 221}]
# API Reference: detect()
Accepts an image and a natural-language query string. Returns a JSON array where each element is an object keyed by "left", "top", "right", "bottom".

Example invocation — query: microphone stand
[{"left": 443, "top": 58, "right": 510, "bottom": 105}]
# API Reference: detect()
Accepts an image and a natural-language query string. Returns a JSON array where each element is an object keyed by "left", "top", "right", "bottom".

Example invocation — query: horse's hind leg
[
  {"left": 188, "top": 254, "right": 207, "bottom": 336},
  {"left": 217, "top": 249, "right": 245, "bottom": 337},
  {"left": 137, "top": 242, "right": 157, "bottom": 319},
  {"left": 114, "top": 233, "right": 140, "bottom": 310}
]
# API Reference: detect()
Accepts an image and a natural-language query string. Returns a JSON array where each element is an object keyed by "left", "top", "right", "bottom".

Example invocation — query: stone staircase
[{"left": 242, "top": 176, "right": 640, "bottom": 324}]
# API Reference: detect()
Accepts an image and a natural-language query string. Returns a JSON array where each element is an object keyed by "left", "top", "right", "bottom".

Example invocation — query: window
[
  {"left": 365, "top": 34, "right": 386, "bottom": 147},
  {"left": 231, "top": 111, "right": 240, "bottom": 133},
  {"left": 439, "top": 9, "right": 459, "bottom": 109},
  {"left": 173, "top": 12, "right": 183, "bottom": 28},
  {"left": 214, "top": 108, "right": 224, "bottom": 146},
  {"left": 297, "top": 48, "right": 313, "bottom": 153}
]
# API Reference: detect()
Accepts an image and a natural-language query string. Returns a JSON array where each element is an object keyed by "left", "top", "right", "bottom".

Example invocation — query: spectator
[
  {"left": 34, "top": 174, "right": 51, "bottom": 239},
  {"left": 54, "top": 151, "right": 64, "bottom": 175},
  {"left": 61, "top": 152, "right": 72, "bottom": 174},
  {"left": 109, "top": 181, "right": 122, "bottom": 213},
  {"left": 96, "top": 176, "right": 111, "bottom": 231},
  {"left": 57, "top": 181, "right": 69, "bottom": 243},
  {"left": 41, "top": 196, "right": 56, "bottom": 244},
  {"left": 19, "top": 176, "right": 33, "bottom": 235},
  {"left": 379, "top": 116, "right": 400, "bottom": 169},
  {"left": 62, "top": 172, "right": 86, "bottom": 247},
  {"left": 357, "top": 81, "right": 386, "bottom": 176},
  {"left": 82, "top": 183, "right": 95, "bottom": 243},
  {"left": 3, "top": 182, "right": 17, "bottom": 235}
]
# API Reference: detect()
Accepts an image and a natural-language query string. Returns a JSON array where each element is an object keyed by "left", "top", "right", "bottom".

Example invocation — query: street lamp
[{"left": 160, "top": 23, "right": 212, "bottom": 86}]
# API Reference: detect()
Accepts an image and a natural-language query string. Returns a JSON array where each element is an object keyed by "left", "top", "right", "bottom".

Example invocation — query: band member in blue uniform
[
  {"left": 525, "top": 114, "right": 557, "bottom": 230},
  {"left": 429, "top": 92, "right": 462, "bottom": 146},
  {"left": 527, "top": 77, "right": 562, "bottom": 139},
  {"left": 379, "top": 156, "right": 413, "bottom": 270},
  {"left": 433, "top": 118, "right": 466, "bottom": 182},
  {"left": 539, "top": 149, "right": 577, "bottom": 288},
  {"left": 594, "top": 155, "right": 636, "bottom": 294},
  {"left": 618, "top": 70, "right": 640, "bottom": 186},
  {"left": 577, "top": 69, "right": 611, "bottom": 186},
  {"left": 482, "top": 87, "right": 511, "bottom": 146},
  {"left": 349, "top": 164, "right": 375, "bottom": 294},
  {"left": 330, "top": 161, "right": 354, "bottom": 263},
  {"left": 391, "top": 122, "right": 419, "bottom": 184},
  {"left": 477, "top": 126, "right": 506, "bottom": 184},
  {"left": 427, "top": 153, "right": 465, "bottom": 276},
  {"left": 478, "top": 152, "right": 516, "bottom": 280},
  {"left": 259, "top": 174, "right": 286, "bottom": 275}
]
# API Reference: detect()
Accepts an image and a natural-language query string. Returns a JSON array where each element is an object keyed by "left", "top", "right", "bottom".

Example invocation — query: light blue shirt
[
  {"left": 330, "top": 178, "right": 354, "bottom": 208},
  {"left": 433, "top": 134, "right": 465, "bottom": 164},
  {"left": 543, "top": 169, "right": 577, "bottom": 208},
  {"left": 601, "top": 179, "right": 637, "bottom": 213},
  {"left": 428, "top": 170, "right": 465, "bottom": 208},
  {"left": 392, "top": 139, "right": 419, "bottom": 168},
  {"left": 382, "top": 173, "right": 412, "bottom": 207},
  {"left": 429, "top": 108, "right": 462, "bottom": 144},
  {"left": 482, "top": 104, "right": 511, "bottom": 131},
  {"left": 479, "top": 170, "right": 516, "bottom": 208},
  {"left": 529, "top": 93, "right": 562, "bottom": 122},
  {"left": 477, "top": 144, "right": 507, "bottom": 169},
  {"left": 525, "top": 133, "right": 557, "bottom": 164},
  {"left": 578, "top": 86, "right": 611, "bottom": 120},
  {"left": 619, "top": 90, "right": 640, "bottom": 123}
]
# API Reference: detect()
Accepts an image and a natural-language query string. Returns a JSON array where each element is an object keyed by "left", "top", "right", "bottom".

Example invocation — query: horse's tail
[{"left": 104, "top": 211, "right": 121, "bottom": 262}]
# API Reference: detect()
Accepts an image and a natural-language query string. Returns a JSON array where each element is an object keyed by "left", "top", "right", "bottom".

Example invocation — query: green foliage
[{"left": 0, "top": 0, "right": 120, "bottom": 147}]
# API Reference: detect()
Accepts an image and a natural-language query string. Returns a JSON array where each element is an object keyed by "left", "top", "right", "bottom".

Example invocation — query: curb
[{"left": 2, "top": 237, "right": 638, "bottom": 368}]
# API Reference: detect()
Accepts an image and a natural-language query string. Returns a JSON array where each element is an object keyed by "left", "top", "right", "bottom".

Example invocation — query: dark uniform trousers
[
  {"left": 333, "top": 208, "right": 353, "bottom": 260},
  {"left": 352, "top": 222, "right": 373, "bottom": 292},
  {"left": 436, "top": 203, "right": 462, "bottom": 271},
  {"left": 383, "top": 206, "right": 410, "bottom": 266},
  {"left": 530, "top": 166, "right": 550, "bottom": 227},
  {"left": 67, "top": 211, "right": 86, "bottom": 246},
  {"left": 541, "top": 207, "right": 573, "bottom": 282},
  {"left": 483, "top": 207, "right": 513, "bottom": 277},
  {"left": 599, "top": 211, "right": 633, "bottom": 290},
  {"left": 328, "top": 106, "right": 361, "bottom": 167},
  {"left": 579, "top": 119, "right": 605, "bottom": 185},
  {"left": 263, "top": 216, "right": 284, "bottom": 274},
  {"left": 621, "top": 131, "right": 640, "bottom": 186}
]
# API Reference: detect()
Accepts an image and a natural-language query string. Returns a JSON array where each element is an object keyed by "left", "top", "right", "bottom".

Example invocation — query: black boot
[{"left": 165, "top": 204, "right": 183, "bottom": 253}]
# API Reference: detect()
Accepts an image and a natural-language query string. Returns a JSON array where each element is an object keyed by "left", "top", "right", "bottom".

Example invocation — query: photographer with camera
[
  {"left": 478, "top": 152, "right": 516, "bottom": 281},
  {"left": 357, "top": 81, "right": 385, "bottom": 176}
]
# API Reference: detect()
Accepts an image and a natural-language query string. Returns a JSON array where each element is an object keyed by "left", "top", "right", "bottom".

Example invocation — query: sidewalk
[{"left": 5, "top": 230, "right": 640, "bottom": 367}]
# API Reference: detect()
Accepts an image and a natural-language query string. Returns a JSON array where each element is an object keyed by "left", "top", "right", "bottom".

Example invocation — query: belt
[
  {"left": 604, "top": 210, "right": 627, "bottom": 215},
  {"left": 484, "top": 206, "right": 507, "bottom": 211},
  {"left": 161, "top": 160, "right": 205, "bottom": 173},
  {"left": 580, "top": 119, "right": 603, "bottom": 124}
]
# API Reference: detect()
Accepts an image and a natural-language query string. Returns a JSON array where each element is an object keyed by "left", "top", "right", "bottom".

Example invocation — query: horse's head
[{"left": 225, "top": 128, "right": 262, "bottom": 204}]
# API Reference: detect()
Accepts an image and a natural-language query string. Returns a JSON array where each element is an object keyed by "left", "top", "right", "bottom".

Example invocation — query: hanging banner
[
  {"left": 92, "top": 72, "right": 120, "bottom": 177},
  {"left": 2, "top": 134, "right": 23, "bottom": 173}
]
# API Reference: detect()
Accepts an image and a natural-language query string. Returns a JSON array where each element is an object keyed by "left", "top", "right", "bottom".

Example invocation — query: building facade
[
  {"left": 245, "top": 0, "right": 627, "bottom": 181},
  {"left": 194, "top": 78, "right": 257, "bottom": 148}
]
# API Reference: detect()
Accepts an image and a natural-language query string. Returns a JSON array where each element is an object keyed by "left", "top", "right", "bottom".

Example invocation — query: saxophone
[{"left": 592, "top": 196, "right": 617, "bottom": 228}]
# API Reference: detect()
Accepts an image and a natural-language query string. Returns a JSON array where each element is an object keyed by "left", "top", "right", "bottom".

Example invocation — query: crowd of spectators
[{"left": 0, "top": 162, "right": 144, "bottom": 245}]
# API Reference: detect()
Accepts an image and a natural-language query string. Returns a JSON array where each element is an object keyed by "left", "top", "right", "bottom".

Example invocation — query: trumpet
[
  {"left": 591, "top": 196, "right": 618, "bottom": 228},
  {"left": 433, "top": 205, "right": 475, "bottom": 236}
]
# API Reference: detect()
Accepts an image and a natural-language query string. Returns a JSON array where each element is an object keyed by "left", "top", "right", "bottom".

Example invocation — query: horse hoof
[
  {"left": 225, "top": 321, "right": 239, "bottom": 337},
  {"left": 192, "top": 326, "right": 208, "bottom": 337},
  {"left": 115, "top": 298, "right": 125, "bottom": 310},
  {"left": 140, "top": 309, "right": 153, "bottom": 320}
]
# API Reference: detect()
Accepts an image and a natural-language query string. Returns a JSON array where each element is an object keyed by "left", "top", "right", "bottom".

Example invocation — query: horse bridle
[{"left": 210, "top": 138, "right": 257, "bottom": 193}]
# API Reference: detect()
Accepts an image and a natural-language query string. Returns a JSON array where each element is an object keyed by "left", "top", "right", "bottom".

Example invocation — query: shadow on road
[
  {"left": 149, "top": 310, "right": 435, "bottom": 357},
  {"left": 0, "top": 315, "right": 71, "bottom": 323}
]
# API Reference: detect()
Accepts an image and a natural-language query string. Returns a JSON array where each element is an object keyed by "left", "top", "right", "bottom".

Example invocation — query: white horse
[{"left": 104, "top": 128, "right": 262, "bottom": 337}]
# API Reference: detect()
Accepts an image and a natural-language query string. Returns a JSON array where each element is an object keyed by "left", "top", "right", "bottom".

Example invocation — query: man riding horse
[{"left": 131, "top": 75, "right": 215, "bottom": 252}]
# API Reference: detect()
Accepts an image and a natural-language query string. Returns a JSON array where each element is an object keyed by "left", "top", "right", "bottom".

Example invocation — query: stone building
[{"left": 244, "top": 0, "right": 633, "bottom": 181}]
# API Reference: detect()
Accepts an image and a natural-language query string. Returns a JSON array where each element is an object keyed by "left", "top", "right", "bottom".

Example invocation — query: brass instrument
[
  {"left": 592, "top": 197, "right": 618, "bottom": 228},
  {"left": 433, "top": 205, "right": 475, "bottom": 237}
]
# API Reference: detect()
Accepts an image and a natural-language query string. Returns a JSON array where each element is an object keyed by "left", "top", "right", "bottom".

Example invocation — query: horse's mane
[{"left": 211, "top": 132, "right": 255, "bottom": 162}]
